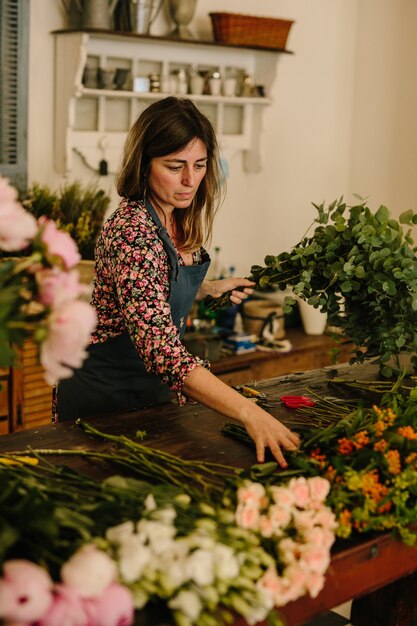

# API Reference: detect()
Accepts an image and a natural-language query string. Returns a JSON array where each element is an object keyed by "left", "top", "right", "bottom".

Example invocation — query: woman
[{"left": 57, "top": 97, "right": 299, "bottom": 467}]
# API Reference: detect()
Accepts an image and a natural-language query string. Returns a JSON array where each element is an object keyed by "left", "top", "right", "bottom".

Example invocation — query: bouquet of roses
[{"left": 0, "top": 176, "right": 96, "bottom": 384}]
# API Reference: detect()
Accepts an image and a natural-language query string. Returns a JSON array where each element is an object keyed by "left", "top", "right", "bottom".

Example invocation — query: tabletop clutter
[{"left": 184, "top": 289, "right": 294, "bottom": 361}]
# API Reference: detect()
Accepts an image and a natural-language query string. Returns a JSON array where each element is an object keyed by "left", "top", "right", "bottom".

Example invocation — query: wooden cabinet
[
  {"left": 211, "top": 329, "right": 353, "bottom": 386},
  {"left": 1, "top": 342, "right": 53, "bottom": 435},
  {"left": 0, "top": 368, "right": 11, "bottom": 435}
]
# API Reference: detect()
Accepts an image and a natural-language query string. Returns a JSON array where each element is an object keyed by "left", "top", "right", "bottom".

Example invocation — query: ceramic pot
[{"left": 298, "top": 299, "right": 327, "bottom": 335}]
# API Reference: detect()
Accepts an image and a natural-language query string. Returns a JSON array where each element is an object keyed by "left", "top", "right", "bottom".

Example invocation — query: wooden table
[{"left": 0, "top": 363, "right": 416, "bottom": 626}]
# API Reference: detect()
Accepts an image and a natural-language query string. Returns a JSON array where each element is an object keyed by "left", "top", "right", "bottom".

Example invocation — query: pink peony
[
  {"left": 0, "top": 559, "right": 53, "bottom": 622},
  {"left": 37, "top": 584, "right": 91, "bottom": 626},
  {"left": 0, "top": 177, "right": 37, "bottom": 251},
  {"left": 85, "top": 583, "right": 135, "bottom": 626},
  {"left": 38, "top": 217, "right": 81, "bottom": 269},
  {"left": 61, "top": 545, "right": 117, "bottom": 599},
  {"left": 40, "top": 300, "right": 96, "bottom": 385},
  {"left": 36, "top": 268, "right": 87, "bottom": 309}
]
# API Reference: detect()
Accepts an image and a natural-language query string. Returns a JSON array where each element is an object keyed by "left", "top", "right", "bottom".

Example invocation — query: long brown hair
[{"left": 116, "top": 97, "right": 224, "bottom": 251}]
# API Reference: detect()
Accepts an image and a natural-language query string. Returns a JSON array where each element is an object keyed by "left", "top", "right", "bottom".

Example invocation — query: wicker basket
[{"left": 209, "top": 12, "right": 294, "bottom": 50}]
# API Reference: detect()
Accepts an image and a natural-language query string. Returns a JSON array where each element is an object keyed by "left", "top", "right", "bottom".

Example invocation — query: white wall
[{"left": 27, "top": 1, "right": 417, "bottom": 278}]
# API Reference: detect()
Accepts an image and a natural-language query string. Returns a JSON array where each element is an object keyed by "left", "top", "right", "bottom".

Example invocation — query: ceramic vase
[{"left": 167, "top": 0, "right": 197, "bottom": 39}]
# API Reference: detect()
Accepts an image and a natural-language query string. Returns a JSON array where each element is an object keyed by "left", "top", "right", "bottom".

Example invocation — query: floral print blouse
[{"left": 90, "top": 198, "right": 208, "bottom": 402}]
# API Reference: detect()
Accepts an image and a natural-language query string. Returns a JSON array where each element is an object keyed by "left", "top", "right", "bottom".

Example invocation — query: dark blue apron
[{"left": 57, "top": 199, "right": 210, "bottom": 421}]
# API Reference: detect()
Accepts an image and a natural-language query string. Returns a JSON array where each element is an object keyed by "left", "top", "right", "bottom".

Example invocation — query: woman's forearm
[{"left": 182, "top": 365, "right": 300, "bottom": 466}]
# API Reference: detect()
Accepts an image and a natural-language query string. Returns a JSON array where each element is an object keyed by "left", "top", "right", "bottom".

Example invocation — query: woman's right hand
[{"left": 240, "top": 407, "right": 300, "bottom": 467}]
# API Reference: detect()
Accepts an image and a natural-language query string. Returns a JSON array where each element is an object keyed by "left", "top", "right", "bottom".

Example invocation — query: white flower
[
  {"left": 117, "top": 535, "right": 152, "bottom": 583},
  {"left": 213, "top": 544, "right": 239, "bottom": 580},
  {"left": 144, "top": 493, "right": 157, "bottom": 511},
  {"left": 185, "top": 549, "right": 215, "bottom": 586},
  {"left": 106, "top": 521, "right": 135, "bottom": 545},
  {"left": 152, "top": 505, "right": 177, "bottom": 524},
  {"left": 137, "top": 519, "right": 176, "bottom": 554},
  {"left": 169, "top": 589, "right": 203, "bottom": 622},
  {"left": 60, "top": 544, "right": 116, "bottom": 598}
]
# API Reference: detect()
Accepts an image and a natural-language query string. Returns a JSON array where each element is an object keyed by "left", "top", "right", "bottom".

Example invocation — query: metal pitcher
[
  {"left": 129, "top": 0, "right": 164, "bottom": 34},
  {"left": 82, "top": 0, "right": 119, "bottom": 30}
]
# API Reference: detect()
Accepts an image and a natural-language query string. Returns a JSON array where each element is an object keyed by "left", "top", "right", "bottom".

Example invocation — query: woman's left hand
[{"left": 199, "top": 278, "right": 255, "bottom": 305}]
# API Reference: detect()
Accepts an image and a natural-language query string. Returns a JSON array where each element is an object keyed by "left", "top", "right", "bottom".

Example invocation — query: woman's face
[{"left": 147, "top": 138, "right": 208, "bottom": 211}]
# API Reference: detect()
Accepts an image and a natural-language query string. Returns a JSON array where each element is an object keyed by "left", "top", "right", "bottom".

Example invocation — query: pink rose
[
  {"left": 307, "top": 477, "right": 330, "bottom": 503},
  {"left": 292, "top": 509, "right": 316, "bottom": 532},
  {"left": 312, "top": 508, "right": 338, "bottom": 533},
  {"left": 304, "top": 570, "right": 326, "bottom": 598},
  {"left": 61, "top": 545, "right": 117, "bottom": 599},
  {"left": 269, "top": 486, "right": 295, "bottom": 509},
  {"left": 300, "top": 544, "right": 330, "bottom": 574},
  {"left": 38, "top": 217, "right": 81, "bottom": 269},
  {"left": 256, "top": 566, "right": 285, "bottom": 607},
  {"left": 85, "top": 583, "right": 134, "bottom": 626},
  {"left": 0, "top": 559, "right": 53, "bottom": 622},
  {"left": 289, "top": 477, "right": 311, "bottom": 508},
  {"left": 237, "top": 481, "right": 266, "bottom": 506},
  {"left": 0, "top": 177, "right": 37, "bottom": 251},
  {"left": 235, "top": 502, "right": 260, "bottom": 530},
  {"left": 40, "top": 300, "right": 97, "bottom": 385},
  {"left": 36, "top": 268, "right": 87, "bottom": 309},
  {"left": 37, "top": 584, "right": 91, "bottom": 626},
  {"left": 268, "top": 504, "right": 291, "bottom": 533},
  {"left": 282, "top": 564, "right": 309, "bottom": 603}
]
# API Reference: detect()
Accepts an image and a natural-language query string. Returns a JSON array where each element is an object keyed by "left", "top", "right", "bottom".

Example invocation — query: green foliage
[
  {"left": 22, "top": 181, "right": 110, "bottom": 260},
  {"left": 210, "top": 198, "right": 417, "bottom": 375}
]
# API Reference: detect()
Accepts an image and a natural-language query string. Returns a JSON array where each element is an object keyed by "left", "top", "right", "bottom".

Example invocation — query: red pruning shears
[{"left": 280, "top": 395, "right": 316, "bottom": 409}]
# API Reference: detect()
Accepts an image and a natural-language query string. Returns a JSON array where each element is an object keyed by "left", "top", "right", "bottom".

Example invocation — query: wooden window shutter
[{"left": 0, "top": 0, "right": 29, "bottom": 193}]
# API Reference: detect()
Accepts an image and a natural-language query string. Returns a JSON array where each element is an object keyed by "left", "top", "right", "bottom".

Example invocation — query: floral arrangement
[
  {"left": 223, "top": 376, "right": 417, "bottom": 546},
  {"left": 0, "top": 176, "right": 96, "bottom": 383},
  {"left": 0, "top": 423, "right": 337, "bottom": 626},
  {"left": 1, "top": 374, "right": 417, "bottom": 625},
  {"left": 207, "top": 198, "right": 417, "bottom": 376}
]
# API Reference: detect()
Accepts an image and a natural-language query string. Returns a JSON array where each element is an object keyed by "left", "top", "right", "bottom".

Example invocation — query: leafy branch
[{"left": 207, "top": 198, "right": 417, "bottom": 375}]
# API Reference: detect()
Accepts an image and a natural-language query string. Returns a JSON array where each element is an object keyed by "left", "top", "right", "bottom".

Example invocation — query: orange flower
[
  {"left": 397, "top": 426, "right": 417, "bottom": 440},
  {"left": 325, "top": 465, "right": 337, "bottom": 482},
  {"left": 352, "top": 430, "right": 370, "bottom": 449},
  {"left": 374, "top": 439, "right": 388, "bottom": 453},
  {"left": 373, "top": 406, "right": 396, "bottom": 437},
  {"left": 360, "top": 470, "right": 391, "bottom": 512},
  {"left": 385, "top": 449, "right": 401, "bottom": 475},
  {"left": 339, "top": 509, "right": 352, "bottom": 527},
  {"left": 310, "top": 447, "right": 327, "bottom": 468},
  {"left": 337, "top": 438, "right": 354, "bottom": 455},
  {"left": 405, "top": 452, "right": 417, "bottom": 467}
]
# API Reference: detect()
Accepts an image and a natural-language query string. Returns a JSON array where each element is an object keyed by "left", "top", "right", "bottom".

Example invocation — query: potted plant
[
  {"left": 208, "top": 198, "right": 417, "bottom": 376},
  {"left": 21, "top": 181, "right": 110, "bottom": 284}
]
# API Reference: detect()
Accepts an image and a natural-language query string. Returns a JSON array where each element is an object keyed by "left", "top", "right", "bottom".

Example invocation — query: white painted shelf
[{"left": 52, "top": 30, "right": 291, "bottom": 174}]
